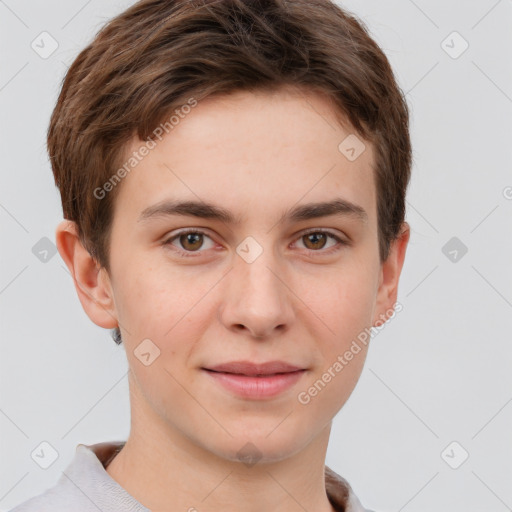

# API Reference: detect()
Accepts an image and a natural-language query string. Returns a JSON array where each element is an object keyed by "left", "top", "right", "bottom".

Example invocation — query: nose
[{"left": 218, "top": 249, "right": 295, "bottom": 339}]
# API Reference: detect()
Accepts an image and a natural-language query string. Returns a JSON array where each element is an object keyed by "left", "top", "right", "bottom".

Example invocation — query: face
[{"left": 95, "top": 87, "right": 401, "bottom": 463}]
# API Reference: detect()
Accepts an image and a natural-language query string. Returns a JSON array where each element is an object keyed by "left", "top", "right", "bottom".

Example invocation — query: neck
[{"left": 106, "top": 375, "right": 337, "bottom": 512}]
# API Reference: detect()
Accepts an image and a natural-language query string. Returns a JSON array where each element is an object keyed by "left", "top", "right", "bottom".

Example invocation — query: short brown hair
[{"left": 48, "top": 0, "right": 411, "bottom": 272}]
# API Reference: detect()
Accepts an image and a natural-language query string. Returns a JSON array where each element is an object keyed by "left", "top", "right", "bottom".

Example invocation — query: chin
[{"left": 205, "top": 426, "right": 310, "bottom": 466}]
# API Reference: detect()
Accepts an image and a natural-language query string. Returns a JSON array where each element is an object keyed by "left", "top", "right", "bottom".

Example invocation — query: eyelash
[{"left": 163, "top": 228, "right": 349, "bottom": 258}]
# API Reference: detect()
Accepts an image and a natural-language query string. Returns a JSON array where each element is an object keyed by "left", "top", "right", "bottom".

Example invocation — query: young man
[{"left": 11, "top": 0, "right": 411, "bottom": 510}]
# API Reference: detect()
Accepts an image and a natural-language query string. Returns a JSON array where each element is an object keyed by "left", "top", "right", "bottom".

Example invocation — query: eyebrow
[{"left": 138, "top": 198, "right": 368, "bottom": 225}]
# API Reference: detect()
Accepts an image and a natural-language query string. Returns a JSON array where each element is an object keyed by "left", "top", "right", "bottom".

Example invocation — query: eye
[
  {"left": 163, "top": 229, "right": 215, "bottom": 257},
  {"left": 293, "top": 229, "right": 348, "bottom": 255},
  {"left": 163, "top": 228, "right": 349, "bottom": 258}
]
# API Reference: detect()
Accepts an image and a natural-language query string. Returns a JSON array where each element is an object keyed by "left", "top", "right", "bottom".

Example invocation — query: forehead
[{"left": 114, "top": 87, "right": 377, "bottom": 227}]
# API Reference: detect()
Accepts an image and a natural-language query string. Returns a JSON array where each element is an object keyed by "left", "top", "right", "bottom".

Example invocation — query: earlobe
[
  {"left": 372, "top": 222, "right": 410, "bottom": 326},
  {"left": 55, "top": 220, "right": 118, "bottom": 330}
]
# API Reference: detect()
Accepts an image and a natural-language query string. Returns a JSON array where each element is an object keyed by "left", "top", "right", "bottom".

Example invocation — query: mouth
[
  {"left": 203, "top": 368, "right": 306, "bottom": 378},
  {"left": 201, "top": 361, "right": 307, "bottom": 399},
  {"left": 202, "top": 360, "right": 306, "bottom": 377}
]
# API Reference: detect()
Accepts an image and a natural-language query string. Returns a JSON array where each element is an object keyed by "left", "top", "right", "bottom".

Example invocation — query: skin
[{"left": 56, "top": 86, "right": 409, "bottom": 512}]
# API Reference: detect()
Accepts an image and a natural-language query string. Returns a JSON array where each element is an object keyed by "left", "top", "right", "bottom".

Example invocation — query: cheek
[
  {"left": 297, "top": 335, "right": 369, "bottom": 420},
  {"left": 292, "top": 262, "right": 376, "bottom": 408},
  {"left": 296, "top": 261, "right": 378, "bottom": 340},
  {"left": 316, "top": 266, "right": 376, "bottom": 408},
  {"left": 114, "top": 258, "right": 180, "bottom": 325},
  {"left": 114, "top": 262, "right": 214, "bottom": 362}
]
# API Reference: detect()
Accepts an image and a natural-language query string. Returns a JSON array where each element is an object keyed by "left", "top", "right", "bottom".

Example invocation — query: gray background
[{"left": 1, "top": 1, "right": 511, "bottom": 511}]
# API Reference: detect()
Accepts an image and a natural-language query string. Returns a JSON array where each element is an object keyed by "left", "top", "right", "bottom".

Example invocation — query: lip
[
  {"left": 202, "top": 360, "right": 307, "bottom": 400},
  {"left": 204, "top": 360, "right": 304, "bottom": 376}
]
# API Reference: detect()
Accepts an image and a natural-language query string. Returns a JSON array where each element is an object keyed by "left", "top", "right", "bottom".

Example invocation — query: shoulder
[
  {"left": 9, "top": 442, "right": 147, "bottom": 512},
  {"left": 325, "top": 464, "right": 378, "bottom": 512},
  {"left": 8, "top": 472, "right": 94, "bottom": 511}
]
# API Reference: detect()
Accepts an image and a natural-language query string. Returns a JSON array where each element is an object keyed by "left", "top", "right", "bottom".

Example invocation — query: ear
[
  {"left": 55, "top": 220, "right": 118, "bottom": 330},
  {"left": 372, "top": 222, "right": 410, "bottom": 326}
]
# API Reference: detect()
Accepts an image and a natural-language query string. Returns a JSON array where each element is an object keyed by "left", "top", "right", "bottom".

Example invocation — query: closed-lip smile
[
  {"left": 202, "top": 360, "right": 306, "bottom": 376},
  {"left": 202, "top": 360, "right": 307, "bottom": 399}
]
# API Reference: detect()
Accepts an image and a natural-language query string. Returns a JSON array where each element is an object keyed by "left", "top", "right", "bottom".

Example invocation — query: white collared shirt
[{"left": 9, "top": 441, "right": 375, "bottom": 512}]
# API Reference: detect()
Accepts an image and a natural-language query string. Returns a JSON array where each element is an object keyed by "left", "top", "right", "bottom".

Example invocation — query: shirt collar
[{"left": 75, "top": 441, "right": 367, "bottom": 512}]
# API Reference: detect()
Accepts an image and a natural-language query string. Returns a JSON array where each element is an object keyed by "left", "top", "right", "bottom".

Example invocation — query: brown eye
[
  {"left": 179, "top": 232, "right": 204, "bottom": 251},
  {"left": 302, "top": 232, "right": 328, "bottom": 250},
  {"left": 295, "top": 230, "right": 347, "bottom": 254},
  {"left": 164, "top": 229, "right": 215, "bottom": 256}
]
